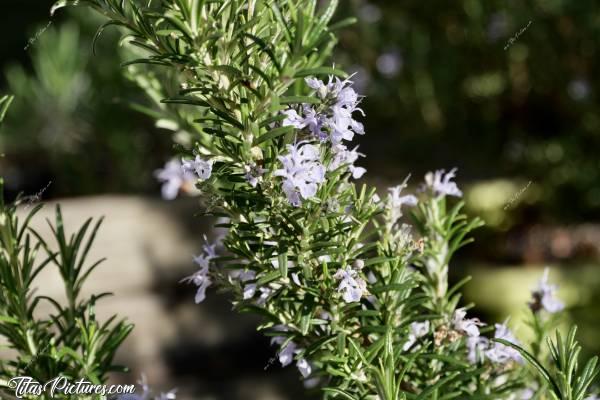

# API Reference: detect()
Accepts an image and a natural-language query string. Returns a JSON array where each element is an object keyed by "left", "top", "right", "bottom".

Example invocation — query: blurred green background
[{"left": 1, "top": 0, "right": 599, "bottom": 398}]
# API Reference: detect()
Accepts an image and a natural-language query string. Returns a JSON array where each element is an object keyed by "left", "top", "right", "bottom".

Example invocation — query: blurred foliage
[
  {"left": 335, "top": 0, "right": 600, "bottom": 224},
  {"left": 0, "top": 9, "right": 170, "bottom": 198}
]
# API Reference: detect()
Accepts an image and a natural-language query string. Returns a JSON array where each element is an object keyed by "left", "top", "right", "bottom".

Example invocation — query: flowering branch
[{"left": 50, "top": 1, "right": 600, "bottom": 398}]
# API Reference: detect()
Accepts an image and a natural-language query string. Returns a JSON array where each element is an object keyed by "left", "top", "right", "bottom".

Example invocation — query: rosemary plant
[{"left": 49, "top": 1, "right": 599, "bottom": 399}]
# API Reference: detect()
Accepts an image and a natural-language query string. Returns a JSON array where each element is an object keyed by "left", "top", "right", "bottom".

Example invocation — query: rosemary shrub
[{"left": 43, "top": 0, "right": 600, "bottom": 398}]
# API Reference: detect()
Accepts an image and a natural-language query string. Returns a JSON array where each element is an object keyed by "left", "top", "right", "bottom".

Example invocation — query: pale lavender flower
[
  {"left": 272, "top": 337, "right": 312, "bottom": 378},
  {"left": 452, "top": 308, "right": 483, "bottom": 337},
  {"left": 302, "top": 105, "right": 328, "bottom": 141},
  {"left": 182, "top": 265, "right": 211, "bottom": 304},
  {"left": 387, "top": 176, "right": 418, "bottom": 225},
  {"left": 181, "top": 155, "right": 213, "bottom": 180},
  {"left": 296, "top": 358, "right": 312, "bottom": 378},
  {"left": 403, "top": 321, "right": 430, "bottom": 351},
  {"left": 328, "top": 103, "right": 364, "bottom": 145},
  {"left": 329, "top": 145, "right": 366, "bottom": 179},
  {"left": 181, "top": 237, "right": 218, "bottom": 304},
  {"left": 154, "top": 159, "right": 195, "bottom": 200},
  {"left": 284, "top": 76, "right": 365, "bottom": 147},
  {"left": 485, "top": 323, "right": 522, "bottom": 364},
  {"left": 333, "top": 266, "right": 367, "bottom": 303},
  {"left": 201, "top": 235, "right": 218, "bottom": 259},
  {"left": 257, "top": 286, "right": 274, "bottom": 305},
  {"left": 244, "top": 163, "right": 266, "bottom": 187},
  {"left": 467, "top": 336, "right": 490, "bottom": 364},
  {"left": 305, "top": 77, "right": 328, "bottom": 99},
  {"left": 274, "top": 142, "right": 326, "bottom": 206},
  {"left": 278, "top": 341, "right": 298, "bottom": 367},
  {"left": 230, "top": 269, "right": 257, "bottom": 300},
  {"left": 530, "top": 268, "right": 564, "bottom": 313},
  {"left": 282, "top": 109, "right": 306, "bottom": 129},
  {"left": 424, "top": 168, "right": 463, "bottom": 198}
]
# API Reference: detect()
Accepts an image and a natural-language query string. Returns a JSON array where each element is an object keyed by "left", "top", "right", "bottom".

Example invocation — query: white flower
[
  {"left": 333, "top": 266, "right": 367, "bottom": 303},
  {"left": 181, "top": 155, "right": 213, "bottom": 180},
  {"left": 154, "top": 159, "right": 196, "bottom": 200},
  {"left": 403, "top": 321, "right": 430, "bottom": 351},
  {"left": 530, "top": 267, "right": 564, "bottom": 313},
  {"left": 423, "top": 168, "right": 463, "bottom": 198},
  {"left": 452, "top": 308, "right": 483, "bottom": 337},
  {"left": 485, "top": 322, "right": 522, "bottom": 364},
  {"left": 274, "top": 142, "right": 326, "bottom": 206},
  {"left": 296, "top": 358, "right": 312, "bottom": 378}
]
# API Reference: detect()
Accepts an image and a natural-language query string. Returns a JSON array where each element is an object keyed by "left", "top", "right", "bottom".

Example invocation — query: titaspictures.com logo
[{"left": 6, "top": 376, "right": 135, "bottom": 398}]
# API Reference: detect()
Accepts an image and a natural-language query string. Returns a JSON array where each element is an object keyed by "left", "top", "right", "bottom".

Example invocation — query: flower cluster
[
  {"left": 458, "top": 313, "right": 521, "bottom": 365},
  {"left": 283, "top": 76, "right": 365, "bottom": 146},
  {"left": 333, "top": 263, "right": 368, "bottom": 303},
  {"left": 274, "top": 142, "right": 326, "bottom": 206},
  {"left": 181, "top": 236, "right": 218, "bottom": 303},
  {"left": 154, "top": 155, "right": 213, "bottom": 200},
  {"left": 277, "top": 76, "right": 367, "bottom": 205},
  {"left": 271, "top": 327, "right": 311, "bottom": 378}
]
